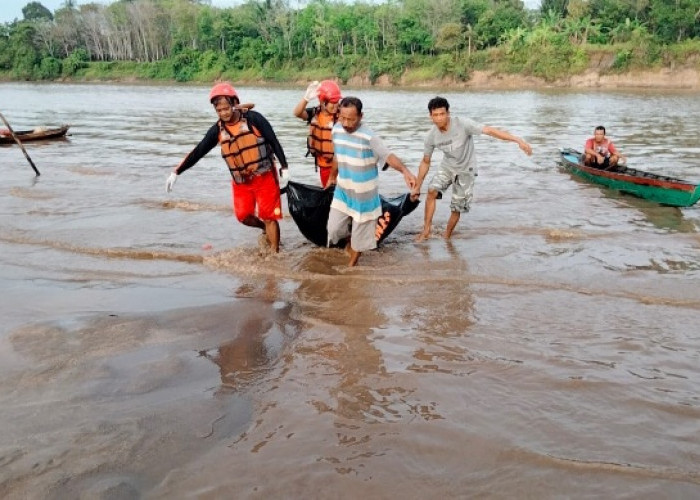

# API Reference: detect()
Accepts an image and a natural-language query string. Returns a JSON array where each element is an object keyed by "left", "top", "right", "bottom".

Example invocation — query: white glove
[
  {"left": 278, "top": 167, "right": 289, "bottom": 193},
  {"left": 303, "top": 81, "right": 320, "bottom": 101},
  {"left": 166, "top": 172, "right": 178, "bottom": 193}
]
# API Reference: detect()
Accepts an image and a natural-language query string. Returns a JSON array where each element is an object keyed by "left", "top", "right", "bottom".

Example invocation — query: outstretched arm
[
  {"left": 166, "top": 123, "right": 219, "bottom": 193},
  {"left": 483, "top": 126, "right": 532, "bottom": 156},
  {"left": 175, "top": 124, "right": 219, "bottom": 175}
]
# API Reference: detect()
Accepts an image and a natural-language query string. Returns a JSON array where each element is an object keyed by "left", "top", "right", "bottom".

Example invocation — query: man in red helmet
[
  {"left": 166, "top": 82, "right": 288, "bottom": 253},
  {"left": 293, "top": 80, "right": 342, "bottom": 187}
]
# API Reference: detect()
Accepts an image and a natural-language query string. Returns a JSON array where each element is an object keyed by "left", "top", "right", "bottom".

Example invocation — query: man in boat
[
  {"left": 413, "top": 96, "right": 532, "bottom": 242},
  {"left": 293, "top": 80, "right": 342, "bottom": 187},
  {"left": 584, "top": 125, "right": 622, "bottom": 170},
  {"left": 326, "top": 96, "right": 417, "bottom": 266},
  {"left": 165, "top": 82, "right": 288, "bottom": 253}
]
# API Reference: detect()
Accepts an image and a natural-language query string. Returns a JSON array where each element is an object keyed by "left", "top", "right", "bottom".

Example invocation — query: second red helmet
[{"left": 317, "top": 80, "right": 342, "bottom": 103}]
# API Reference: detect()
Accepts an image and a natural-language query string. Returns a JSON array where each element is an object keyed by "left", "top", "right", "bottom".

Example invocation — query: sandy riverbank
[
  {"left": 4, "top": 66, "right": 699, "bottom": 91},
  {"left": 347, "top": 67, "right": 700, "bottom": 91}
]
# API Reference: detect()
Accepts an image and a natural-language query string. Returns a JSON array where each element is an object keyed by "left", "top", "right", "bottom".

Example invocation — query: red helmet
[
  {"left": 317, "top": 80, "right": 342, "bottom": 103},
  {"left": 209, "top": 82, "right": 238, "bottom": 103}
]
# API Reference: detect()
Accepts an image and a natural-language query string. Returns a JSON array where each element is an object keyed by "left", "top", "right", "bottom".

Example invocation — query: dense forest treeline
[{"left": 1, "top": 0, "right": 699, "bottom": 84}]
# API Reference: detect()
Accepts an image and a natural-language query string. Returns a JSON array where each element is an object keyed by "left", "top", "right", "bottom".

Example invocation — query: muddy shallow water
[{"left": 1, "top": 83, "right": 699, "bottom": 498}]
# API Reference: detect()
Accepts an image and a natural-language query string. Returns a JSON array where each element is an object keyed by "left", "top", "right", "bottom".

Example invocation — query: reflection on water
[
  {"left": 201, "top": 320, "right": 281, "bottom": 391},
  {"left": 292, "top": 253, "right": 388, "bottom": 423},
  {"left": 625, "top": 199, "right": 698, "bottom": 233},
  {"left": 201, "top": 280, "right": 294, "bottom": 392},
  {"left": 1, "top": 83, "right": 700, "bottom": 498}
]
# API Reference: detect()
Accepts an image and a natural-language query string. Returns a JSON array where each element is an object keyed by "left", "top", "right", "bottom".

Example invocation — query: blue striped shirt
[{"left": 331, "top": 123, "right": 390, "bottom": 222}]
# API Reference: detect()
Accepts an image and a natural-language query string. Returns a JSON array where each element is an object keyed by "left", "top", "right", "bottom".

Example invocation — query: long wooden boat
[
  {"left": 0, "top": 125, "right": 70, "bottom": 144},
  {"left": 559, "top": 148, "right": 700, "bottom": 207}
]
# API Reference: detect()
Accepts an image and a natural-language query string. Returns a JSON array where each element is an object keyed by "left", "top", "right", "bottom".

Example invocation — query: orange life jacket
[
  {"left": 307, "top": 109, "right": 337, "bottom": 170},
  {"left": 219, "top": 117, "right": 274, "bottom": 184}
]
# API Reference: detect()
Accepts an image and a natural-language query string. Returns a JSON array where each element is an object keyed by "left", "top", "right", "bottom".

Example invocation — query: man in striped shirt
[{"left": 326, "top": 96, "right": 417, "bottom": 266}]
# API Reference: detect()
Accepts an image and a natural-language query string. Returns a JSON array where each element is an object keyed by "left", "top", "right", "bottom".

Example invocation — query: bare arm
[
  {"left": 609, "top": 142, "right": 625, "bottom": 159},
  {"left": 293, "top": 98, "right": 310, "bottom": 121},
  {"left": 584, "top": 145, "right": 605, "bottom": 164},
  {"left": 326, "top": 155, "right": 338, "bottom": 188},
  {"left": 483, "top": 126, "right": 532, "bottom": 156},
  {"left": 413, "top": 155, "right": 432, "bottom": 195}
]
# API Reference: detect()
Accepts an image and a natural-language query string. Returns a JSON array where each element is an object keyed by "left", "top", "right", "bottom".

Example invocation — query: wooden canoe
[
  {"left": 559, "top": 148, "right": 700, "bottom": 207},
  {"left": 0, "top": 125, "right": 70, "bottom": 144}
]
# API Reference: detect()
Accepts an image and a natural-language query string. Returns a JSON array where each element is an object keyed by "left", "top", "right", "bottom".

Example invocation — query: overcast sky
[{"left": 1, "top": 0, "right": 540, "bottom": 25}]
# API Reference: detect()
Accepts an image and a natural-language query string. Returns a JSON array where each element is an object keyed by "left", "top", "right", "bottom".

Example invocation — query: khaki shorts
[
  {"left": 327, "top": 208, "right": 377, "bottom": 252},
  {"left": 429, "top": 168, "right": 475, "bottom": 213}
]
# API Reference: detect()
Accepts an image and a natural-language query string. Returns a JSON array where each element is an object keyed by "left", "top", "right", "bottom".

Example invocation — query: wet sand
[
  {"left": 3, "top": 248, "right": 700, "bottom": 498},
  {"left": 1, "top": 299, "right": 299, "bottom": 499}
]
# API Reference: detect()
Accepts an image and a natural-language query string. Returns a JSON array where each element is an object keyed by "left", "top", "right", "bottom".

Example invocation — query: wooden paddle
[{"left": 0, "top": 111, "right": 41, "bottom": 176}]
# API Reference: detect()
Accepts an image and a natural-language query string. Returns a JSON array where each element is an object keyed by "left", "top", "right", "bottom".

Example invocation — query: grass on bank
[{"left": 1, "top": 40, "right": 699, "bottom": 85}]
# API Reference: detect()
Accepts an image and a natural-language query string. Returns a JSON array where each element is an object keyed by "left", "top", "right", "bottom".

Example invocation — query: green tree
[
  {"left": 62, "top": 47, "right": 88, "bottom": 76},
  {"left": 0, "top": 25, "right": 13, "bottom": 70},
  {"left": 459, "top": 0, "right": 489, "bottom": 26},
  {"left": 540, "top": 0, "right": 568, "bottom": 17},
  {"left": 374, "top": 2, "right": 399, "bottom": 54},
  {"left": 7, "top": 22, "right": 42, "bottom": 78},
  {"left": 435, "top": 22, "right": 465, "bottom": 54},
  {"left": 649, "top": 0, "right": 700, "bottom": 42},
  {"left": 562, "top": 15, "right": 599, "bottom": 44},
  {"left": 587, "top": 0, "right": 647, "bottom": 42},
  {"left": 608, "top": 17, "right": 648, "bottom": 43},
  {"left": 394, "top": 15, "right": 432, "bottom": 54},
  {"left": 38, "top": 55, "right": 61, "bottom": 78},
  {"left": 22, "top": 1, "right": 54, "bottom": 21},
  {"left": 197, "top": 7, "right": 218, "bottom": 51},
  {"left": 171, "top": 47, "right": 199, "bottom": 81},
  {"left": 355, "top": 3, "right": 381, "bottom": 58},
  {"left": 292, "top": 5, "right": 316, "bottom": 57},
  {"left": 475, "top": 2, "right": 529, "bottom": 48},
  {"left": 330, "top": 4, "right": 359, "bottom": 56}
]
